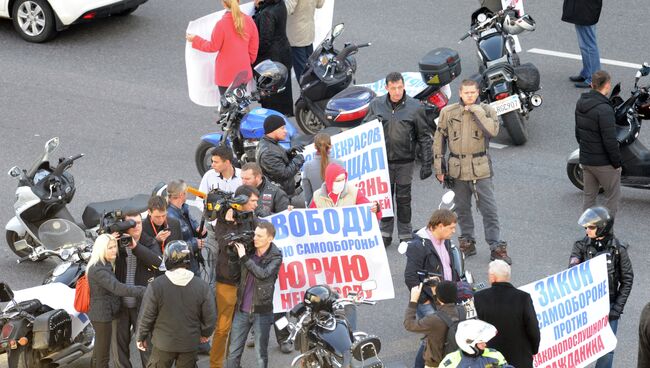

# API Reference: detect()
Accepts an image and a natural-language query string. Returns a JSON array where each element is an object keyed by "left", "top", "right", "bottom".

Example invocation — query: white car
[{"left": 0, "top": 0, "right": 148, "bottom": 42}]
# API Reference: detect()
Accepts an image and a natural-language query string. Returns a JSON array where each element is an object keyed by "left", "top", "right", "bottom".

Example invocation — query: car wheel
[{"left": 12, "top": 0, "right": 57, "bottom": 43}]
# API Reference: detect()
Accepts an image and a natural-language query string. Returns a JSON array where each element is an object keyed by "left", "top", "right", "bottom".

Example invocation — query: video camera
[
  {"left": 417, "top": 270, "right": 443, "bottom": 287},
  {"left": 98, "top": 210, "right": 136, "bottom": 248},
  {"left": 203, "top": 189, "right": 250, "bottom": 222}
]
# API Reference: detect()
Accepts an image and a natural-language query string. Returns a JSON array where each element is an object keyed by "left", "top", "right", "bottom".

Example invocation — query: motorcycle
[
  {"left": 567, "top": 63, "right": 650, "bottom": 191},
  {"left": 460, "top": 6, "right": 542, "bottom": 145},
  {"left": 6, "top": 137, "right": 150, "bottom": 260},
  {"left": 276, "top": 281, "right": 384, "bottom": 368}
]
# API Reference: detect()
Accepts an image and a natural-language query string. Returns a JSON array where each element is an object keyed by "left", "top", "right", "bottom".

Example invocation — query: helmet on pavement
[
  {"left": 163, "top": 240, "right": 191, "bottom": 270},
  {"left": 303, "top": 285, "right": 338, "bottom": 312},
  {"left": 455, "top": 320, "right": 498, "bottom": 355},
  {"left": 578, "top": 206, "right": 614, "bottom": 238},
  {"left": 254, "top": 60, "right": 288, "bottom": 95},
  {"left": 503, "top": 13, "right": 536, "bottom": 35}
]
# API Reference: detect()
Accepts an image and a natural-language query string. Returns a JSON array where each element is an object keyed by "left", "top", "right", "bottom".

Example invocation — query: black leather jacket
[
  {"left": 236, "top": 243, "right": 283, "bottom": 314},
  {"left": 256, "top": 136, "right": 304, "bottom": 195},
  {"left": 255, "top": 176, "right": 290, "bottom": 217}
]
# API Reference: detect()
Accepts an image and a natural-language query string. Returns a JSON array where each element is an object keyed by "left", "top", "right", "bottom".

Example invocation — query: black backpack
[{"left": 436, "top": 305, "right": 467, "bottom": 355}]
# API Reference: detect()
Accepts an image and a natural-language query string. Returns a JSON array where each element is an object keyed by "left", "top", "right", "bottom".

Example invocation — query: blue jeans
[
  {"left": 594, "top": 317, "right": 619, "bottom": 368},
  {"left": 575, "top": 24, "right": 601, "bottom": 83},
  {"left": 291, "top": 45, "right": 313, "bottom": 82},
  {"left": 224, "top": 311, "right": 273, "bottom": 368},
  {"left": 414, "top": 303, "right": 436, "bottom": 368}
]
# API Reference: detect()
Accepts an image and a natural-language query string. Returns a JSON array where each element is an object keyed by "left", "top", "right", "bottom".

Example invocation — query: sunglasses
[{"left": 584, "top": 225, "right": 597, "bottom": 230}]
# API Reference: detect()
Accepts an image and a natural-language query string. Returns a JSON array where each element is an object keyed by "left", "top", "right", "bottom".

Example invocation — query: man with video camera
[{"left": 210, "top": 184, "right": 260, "bottom": 368}]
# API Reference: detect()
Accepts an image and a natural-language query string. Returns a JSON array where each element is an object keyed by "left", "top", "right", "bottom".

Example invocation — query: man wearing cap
[{"left": 255, "top": 115, "right": 305, "bottom": 196}]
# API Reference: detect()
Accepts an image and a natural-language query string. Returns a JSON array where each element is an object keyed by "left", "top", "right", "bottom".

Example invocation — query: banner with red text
[
  {"left": 519, "top": 255, "right": 616, "bottom": 368},
  {"left": 302, "top": 120, "right": 394, "bottom": 217},
  {"left": 266, "top": 205, "right": 395, "bottom": 313}
]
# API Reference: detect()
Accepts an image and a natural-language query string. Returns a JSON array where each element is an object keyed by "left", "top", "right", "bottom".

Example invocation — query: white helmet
[
  {"left": 455, "top": 320, "right": 498, "bottom": 355},
  {"left": 502, "top": 13, "right": 536, "bottom": 35}
]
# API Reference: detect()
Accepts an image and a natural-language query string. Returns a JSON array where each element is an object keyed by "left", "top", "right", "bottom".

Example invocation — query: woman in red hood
[{"left": 309, "top": 163, "right": 382, "bottom": 221}]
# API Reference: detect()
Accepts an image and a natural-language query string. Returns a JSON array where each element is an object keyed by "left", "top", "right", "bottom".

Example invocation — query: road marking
[
  {"left": 490, "top": 142, "right": 508, "bottom": 149},
  {"left": 527, "top": 48, "right": 642, "bottom": 69}
]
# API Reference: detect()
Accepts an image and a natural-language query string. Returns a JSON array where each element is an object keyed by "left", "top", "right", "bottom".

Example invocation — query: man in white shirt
[{"left": 199, "top": 146, "right": 242, "bottom": 195}]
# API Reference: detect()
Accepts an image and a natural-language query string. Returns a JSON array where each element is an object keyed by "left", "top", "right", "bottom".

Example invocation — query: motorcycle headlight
[{"left": 52, "top": 262, "right": 72, "bottom": 276}]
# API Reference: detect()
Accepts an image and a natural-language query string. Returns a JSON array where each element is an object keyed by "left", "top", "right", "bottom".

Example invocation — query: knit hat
[
  {"left": 436, "top": 281, "right": 458, "bottom": 304},
  {"left": 263, "top": 115, "right": 286, "bottom": 134}
]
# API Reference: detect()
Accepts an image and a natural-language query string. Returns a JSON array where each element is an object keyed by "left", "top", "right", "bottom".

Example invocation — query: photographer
[
  {"left": 142, "top": 195, "right": 182, "bottom": 253},
  {"left": 225, "top": 222, "right": 283, "bottom": 368},
  {"left": 210, "top": 184, "right": 260, "bottom": 368},
  {"left": 112, "top": 212, "right": 164, "bottom": 368}
]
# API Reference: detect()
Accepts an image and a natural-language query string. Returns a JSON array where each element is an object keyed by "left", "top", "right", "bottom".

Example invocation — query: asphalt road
[{"left": 1, "top": 0, "right": 649, "bottom": 367}]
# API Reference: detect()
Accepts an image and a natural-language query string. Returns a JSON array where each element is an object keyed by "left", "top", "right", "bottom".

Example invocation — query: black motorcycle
[
  {"left": 276, "top": 283, "right": 383, "bottom": 368},
  {"left": 567, "top": 63, "right": 650, "bottom": 191},
  {"left": 460, "top": 6, "right": 542, "bottom": 145}
]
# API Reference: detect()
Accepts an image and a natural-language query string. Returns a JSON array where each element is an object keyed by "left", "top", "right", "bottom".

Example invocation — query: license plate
[{"left": 490, "top": 95, "right": 521, "bottom": 116}]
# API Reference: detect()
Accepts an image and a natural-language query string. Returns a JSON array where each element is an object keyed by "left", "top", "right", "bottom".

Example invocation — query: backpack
[
  {"left": 74, "top": 274, "right": 90, "bottom": 313},
  {"left": 436, "top": 305, "right": 467, "bottom": 355}
]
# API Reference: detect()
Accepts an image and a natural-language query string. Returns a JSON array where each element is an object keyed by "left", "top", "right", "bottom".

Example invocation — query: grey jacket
[
  {"left": 285, "top": 0, "right": 325, "bottom": 47},
  {"left": 301, "top": 156, "right": 344, "bottom": 206},
  {"left": 87, "top": 262, "right": 145, "bottom": 322}
]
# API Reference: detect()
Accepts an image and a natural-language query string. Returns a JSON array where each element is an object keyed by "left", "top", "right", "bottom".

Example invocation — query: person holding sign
[{"left": 569, "top": 206, "right": 634, "bottom": 368}]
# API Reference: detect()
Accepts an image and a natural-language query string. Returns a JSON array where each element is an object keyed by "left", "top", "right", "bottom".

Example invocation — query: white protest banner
[
  {"left": 266, "top": 205, "right": 395, "bottom": 313},
  {"left": 519, "top": 255, "right": 616, "bottom": 368},
  {"left": 185, "top": 0, "right": 335, "bottom": 107},
  {"left": 302, "top": 120, "right": 394, "bottom": 217}
]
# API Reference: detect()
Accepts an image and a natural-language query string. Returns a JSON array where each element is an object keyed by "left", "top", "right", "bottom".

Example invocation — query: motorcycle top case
[
  {"left": 325, "top": 86, "right": 376, "bottom": 127},
  {"left": 32, "top": 308, "right": 72, "bottom": 350},
  {"left": 240, "top": 108, "right": 297, "bottom": 139},
  {"left": 419, "top": 48, "right": 462, "bottom": 86},
  {"left": 513, "top": 63, "right": 541, "bottom": 92}
]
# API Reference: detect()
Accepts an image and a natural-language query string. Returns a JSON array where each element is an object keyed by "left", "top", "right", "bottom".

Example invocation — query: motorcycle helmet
[
  {"left": 578, "top": 206, "right": 614, "bottom": 238},
  {"left": 163, "top": 240, "right": 191, "bottom": 270},
  {"left": 303, "top": 285, "right": 338, "bottom": 312},
  {"left": 455, "top": 320, "right": 498, "bottom": 355},
  {"left": 503, "top": 13, "right": 536, "bottom": 35},
  {"left": 254, "top": 60, "right": 288, "bottom": 95}
]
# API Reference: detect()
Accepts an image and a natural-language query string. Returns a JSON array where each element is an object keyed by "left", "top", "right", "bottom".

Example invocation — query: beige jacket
[
  {"left": 433, "top": 102, "right": 499, "bottom": 181},
  {"left": 285, "top": 0, "right": 325, "bottom": 47}
]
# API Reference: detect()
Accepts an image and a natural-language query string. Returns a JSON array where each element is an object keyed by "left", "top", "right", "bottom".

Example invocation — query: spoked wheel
[
  {"left": 11, "top": 0, "right": 56, "bottom": 43},
  {"left": 501, "top": 110, "right": 528, "bottom": 145},
  {"left": 295, "top": 99, "right": 325, "bottom": 134}
]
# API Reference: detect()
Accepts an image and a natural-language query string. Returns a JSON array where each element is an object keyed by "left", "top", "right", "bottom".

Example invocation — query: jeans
[
  {"left": 595, "top": 317, "right": 619, "bottom": 368},
  {"left": 453, "top": 178, "right": 502, "bottom": 249},
  {"left": 575, "top": 24, "right": 601, "bottom": 83},
  {"left": 414, "top": 303, "right": 436, "bottom": 368},
  {"left": 291, "top": 45, "right": 313, "bottom": 82},
  {"left": 224, "top": 311, "right": 274, "bottom": 368}
]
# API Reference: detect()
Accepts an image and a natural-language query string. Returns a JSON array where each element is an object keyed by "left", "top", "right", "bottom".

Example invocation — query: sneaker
[
  {"left": 490, "top": 242, "right": 512, "bottom": 265},
  {"left": 382, "top": 237, "right": 392, "bottom": 247},
  {"left": 569, "top": 75, "right": 586, "bottom": 82},
  {"left": 280, "top": 341, "right": 294, "bottom": 354},
  {"left": 574, "top": 81, "right": 591, "bottom": 89},
  {"left": 458, "top": 237, "right": 477, "bottom": 257}
]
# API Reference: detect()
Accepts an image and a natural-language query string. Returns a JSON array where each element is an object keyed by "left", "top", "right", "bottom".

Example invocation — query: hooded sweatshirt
[{"left": 574, "top": 90, "right": 621, "bottom": 167}]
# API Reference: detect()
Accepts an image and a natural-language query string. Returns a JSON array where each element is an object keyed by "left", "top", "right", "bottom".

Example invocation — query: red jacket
[{"left": 192, "top": 12, "right": 259, "bottom": 87}]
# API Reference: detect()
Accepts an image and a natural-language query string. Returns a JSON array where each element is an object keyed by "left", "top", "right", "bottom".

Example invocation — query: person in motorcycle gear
[
  {"left": 569, "top": 206, "right": 633, "bottom": 368},
  {"left": 254, "top": 60, "right": 288, "bottom": 96},
  {"left": 363, "top": 72, "right": 434, "bottom": 247},
  {"left": 162, "top": 240, "right": 191, "bottom": 270},
  {"left": 439, "top": 319, "right": 510, "bottom": 367}
]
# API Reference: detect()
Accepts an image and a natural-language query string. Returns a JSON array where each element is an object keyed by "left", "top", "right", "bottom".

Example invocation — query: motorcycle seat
[
  {"left": 81, "top": 194, "right": 150, "bottom": 229},
  {"left": 5, "top": 299, "right": 44, "bottom": 315},
  {"left": 351, "top": 334, "right": 382, "bottom": 362}
]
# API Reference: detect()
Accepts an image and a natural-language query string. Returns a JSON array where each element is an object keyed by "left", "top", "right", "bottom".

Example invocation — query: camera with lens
[
  {"left": 417, "top": 270, "right": 443, "bottom": 287},
  {"left": 224, "top": 230, "right": 255, "bottom": 253},
  {"left": 203, "top": 189, "right": 250, "bottom": 222},
  {"left": 98, "top": 210, "right": 137, "bottom": 248}
]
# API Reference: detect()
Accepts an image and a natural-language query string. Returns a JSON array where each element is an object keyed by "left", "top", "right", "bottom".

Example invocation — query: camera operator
[
  {"left": 210, "top": 184, "right": 260, "bottom": 368},
  {"left": 142, "top": 195, "right": 182, "bottom": 253},
  {"left": 112, "top": 211, "right": 164, "bottom": 368}
]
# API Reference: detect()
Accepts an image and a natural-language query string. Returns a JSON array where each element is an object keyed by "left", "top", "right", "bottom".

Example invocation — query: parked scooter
[
  {"left": 567, "top": 63, "right": 650, "bottom": 191},
  {"left": 460, "top": 6, "right": 542, "bottom": 145},
  {"left": 276, "top": 281, "right": 383, "bottom": 368},
  {"left": 6, "top": 137, "right": 150, "bottom": 260}
]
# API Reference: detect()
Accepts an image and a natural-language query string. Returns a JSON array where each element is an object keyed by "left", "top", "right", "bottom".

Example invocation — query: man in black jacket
[
  {"left": 141, "top": 195, "right": 182, "bottom": 254},
  {"left": 112, "top": 212, "right": 164, "bottom": 368},
  {"left": 225, "top": 222, "right": 283, "bottom": 368},
  {"left": 474, "top": 260, "right": 540, "bottom": 368},
  {"left": 363, "top": 72, "right": 433, "bottom": 247},
  {"left": 136, "top": 240, "right": 216, "bottom": 368},
  {"left": 241, "top": 162, "right": 291, "bottom": 217},
  {"left": 562, "top": 0, "right": 603, "bottom": 88},
  {"left": 570, "top": 206, "right": 633, "bottom": 368},
  {"left": 256, "top": 115, "right": 305, "bottom": 196},
  {"left": 575, "top": 70, "right": 622, "bottom": 217}
]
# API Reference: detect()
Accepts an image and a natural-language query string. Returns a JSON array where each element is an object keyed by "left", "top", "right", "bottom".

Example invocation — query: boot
[
  {"left": 458, "top": 237, "right": 477, "bottom": 257},
  {"left": 490, "top": 241, "right": 512, "bottom": 265},
  {"left": 382, "top": 237, "right": 392, "bottom": 247}
]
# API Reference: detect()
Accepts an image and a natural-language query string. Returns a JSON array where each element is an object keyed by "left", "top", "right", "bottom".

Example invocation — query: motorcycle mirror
[
  {"left": 45, "top": 137, "right": 60, "bottom": 154},
  {"left": 477, "top": 13, "right": 487, "bottom": 22},
  {"left": 275, "top": 316, "right": 289, "bottom": 330},
  {"left": 8, "top": 166, "right": 21, "bottom": 178},
  {"left": 0, "top": 282, "right": 15, "bottom": 302},
  {"left": 331, "top": 23, "right": 344, "bottom": 38},
  {"left": 361, "top": 280, "right": 377, "bottom": 292}
]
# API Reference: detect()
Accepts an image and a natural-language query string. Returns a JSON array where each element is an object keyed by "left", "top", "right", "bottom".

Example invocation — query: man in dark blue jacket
[{"left": 166, "top": 179, "right": 205, "bottom": 275}]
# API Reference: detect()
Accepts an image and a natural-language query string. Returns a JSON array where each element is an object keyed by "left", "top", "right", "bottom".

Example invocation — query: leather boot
[
  {"left": 458, "top": 237, "right": 477, "bottom": 257},
  {"left": 490, "top": 241, "right": 512, "bottom": 265}
]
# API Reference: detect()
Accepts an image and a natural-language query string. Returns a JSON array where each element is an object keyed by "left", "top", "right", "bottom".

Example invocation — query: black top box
[{"left": 419, "top": 48, "right": 462, "bottom": 86}]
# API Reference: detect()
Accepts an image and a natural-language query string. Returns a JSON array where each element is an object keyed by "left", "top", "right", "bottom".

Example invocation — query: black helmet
[
  {"left": 254, "top": 60, "right": 288, "bottom": 95},
  {"left": 303, "top": 285, "right": 338, "bottom": 312},
  {"left": 578, "top": 206, "right": 614, "bottom": 238},
  {"left": 164, "top": 240, "right": 191, "bottom": 270}
]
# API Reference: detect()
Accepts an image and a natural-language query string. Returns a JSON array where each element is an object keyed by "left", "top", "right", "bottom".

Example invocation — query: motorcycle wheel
[
  {"left": 7, "top": 345, "right": 49, "bottom": 368},
  {"left": 566, "top": 163, "right": 604, "bottom": 193},
  {"left": 295, "top": 99, "right": 325, "bottom": 135},
  {"left": 6, "top": 230, "right": 35, "bottom": 259},
  {"left": 195, "top": 140, "right": 214, "bottom": 177},
  {"left": 501, "top": 111, "right": 528, "bottom": 145}
]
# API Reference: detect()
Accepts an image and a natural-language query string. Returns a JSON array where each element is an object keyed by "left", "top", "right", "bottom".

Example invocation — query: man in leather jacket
[
  {"left": 241, "top": 162, "right": 290, "bottom": 217},
  {"left": 363, "top": 72, "right": 433, "bottom": 247},
  {"left": 569, "top": 206, "right": 633, "bottom": 368}
]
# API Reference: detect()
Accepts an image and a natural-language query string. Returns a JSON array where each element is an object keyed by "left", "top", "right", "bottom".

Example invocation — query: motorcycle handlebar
[
  {"left": 51, "top": 153, "right": 84, "bottom": 177},
  {"left": 459, "top": 31, "right": 471, "bottom": 42},
  {"left": 335, "top": 42, "right": 370, "bottom": 64}
]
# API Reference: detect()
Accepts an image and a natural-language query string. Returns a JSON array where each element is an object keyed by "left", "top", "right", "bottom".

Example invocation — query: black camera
[
  {"left": 203, "top": 189, "right": 250, "bottom": 222},
  {"left": 224, "top": 230, "right": 255, "bottom": 252},
  {"left": 99, "top": 210, "right": 136, "bottom": 248},
  {"left": 417, "top": 271, "right": 443, "bottom": 287}
]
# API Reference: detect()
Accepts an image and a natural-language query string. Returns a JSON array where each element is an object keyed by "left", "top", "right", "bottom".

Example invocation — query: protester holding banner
[
  {"left": 285, "top": 0, "right": 326, "bottom": 79},
  {"left": 363, "top": 72, "right": 433, "bottom": 247},
  {"left": 186, "top": 0, "right": 259, "bottom": 94},
  {"left": 569, "top": 206, "right": 633, "bottom": 368},
  {"left": 301, "top": 132, "right": 343, "bottom": 206}
]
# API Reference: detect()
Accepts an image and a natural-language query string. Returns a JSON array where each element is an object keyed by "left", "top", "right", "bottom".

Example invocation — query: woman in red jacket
[{"left": 186, "top": 0, "right": 259, "bottom": 94}]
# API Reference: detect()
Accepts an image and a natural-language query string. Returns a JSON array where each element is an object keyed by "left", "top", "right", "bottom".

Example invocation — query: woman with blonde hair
[
  {"left": 87, "top": 234, "right": 146, "bottom": 368},
  {"left": 301, "top": 132, "right": 344, "bottom": 206},
  {"left": 186, "top": 0, "right": 259, "bottom": 94}
]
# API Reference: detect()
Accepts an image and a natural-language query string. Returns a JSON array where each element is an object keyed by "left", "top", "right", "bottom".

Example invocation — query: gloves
[
  {"left": 287, "top": 145, "right": 305, "bottom": 159},
  {"left": 420, "top": 165, "right": 433, "bottom": 180},
  {"left": 608, "top": 310, "right": 621, "bottom": 321}
]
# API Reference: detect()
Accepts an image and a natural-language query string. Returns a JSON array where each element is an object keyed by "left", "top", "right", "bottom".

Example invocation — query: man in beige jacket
[
  {"left": 433, "top": 79, "right": 511, "bottom": 264},
  {"left": 285, "top": 0, "right": 325, "bottom": 79}
]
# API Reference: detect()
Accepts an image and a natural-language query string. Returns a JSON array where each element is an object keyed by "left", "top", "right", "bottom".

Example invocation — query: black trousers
[
  {"left": 91, "top": 320, "right": 112, "bottom": 368},
  {"left": 147, "top": 346, "right": 198, "bottom": 368},
  {"left": 112, "top": 306, "right": 150, "bottom": 368}
]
